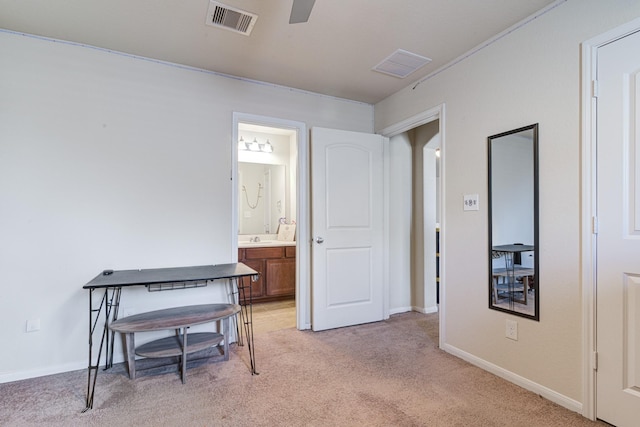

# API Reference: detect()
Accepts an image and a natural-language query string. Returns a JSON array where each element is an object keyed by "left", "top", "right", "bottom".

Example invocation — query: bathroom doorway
[{"left": 232, "top": 113, "right": 307, "bottom": 332}]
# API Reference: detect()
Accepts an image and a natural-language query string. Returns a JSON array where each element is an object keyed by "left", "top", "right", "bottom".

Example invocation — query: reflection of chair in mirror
[
  {"left": 491, "top": 246, "right": 535, "bottom": 305},
  {"left": 492, "top": 267, "right": 534, "bottom": 304}
]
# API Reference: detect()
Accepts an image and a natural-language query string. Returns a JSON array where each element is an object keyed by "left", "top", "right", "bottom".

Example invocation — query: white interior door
[
  {"left": 310, "top": 127, "right": 385, "bottom": 331},
  {"left": 596, "top": 28, "right": 640, "bottom": 427}
]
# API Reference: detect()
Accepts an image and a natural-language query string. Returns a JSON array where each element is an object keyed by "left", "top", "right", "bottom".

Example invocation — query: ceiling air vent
[
  {"left": 205, "top": 1, "right": 258, "bottom": 36},
  {"left": 372, "top": 49, "right": 432, "bottom": 78}
]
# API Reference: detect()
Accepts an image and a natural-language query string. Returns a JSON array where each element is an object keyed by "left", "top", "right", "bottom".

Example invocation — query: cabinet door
[
  {"left": 240, "top": 259, "right": 265, "bottom": 299},
  {"left": 265, "top": 258, "right": 295, "bottom": 297}
]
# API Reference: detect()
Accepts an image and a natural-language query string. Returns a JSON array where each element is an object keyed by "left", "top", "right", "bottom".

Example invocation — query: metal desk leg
[
  {"left": 230, "top": 278, "right": 244, "bottom": 347},
  {"left": 181, "top": 327, "right": 188, "bottom": 384},
  {"left": 503, "top": 253, "right": 516, "bottom": 311},
  {"left": 83, "top": 286, "right": 121, "bottom": 412},
  {"left": 235, "top": 277, "right": 258, "bottom": 375},
  {"left": 106, "top": 288, "right": 122, "bottom": 369}
]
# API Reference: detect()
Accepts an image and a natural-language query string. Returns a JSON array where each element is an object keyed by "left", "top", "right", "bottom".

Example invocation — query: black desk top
[
  {"left": 84, "top": 263, "right": 258, "bottom": 289},
  {"left": 492, "top": 244, "right": 535, "bottom": 253}
]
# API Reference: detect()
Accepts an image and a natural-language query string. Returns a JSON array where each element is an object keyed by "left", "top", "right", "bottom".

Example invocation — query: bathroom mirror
[
  {"left": 488, "top": 123, "right": 539, "bottom": 320},
  {"left": 238, "top": 162, "right": 286, "bottom": 235}
]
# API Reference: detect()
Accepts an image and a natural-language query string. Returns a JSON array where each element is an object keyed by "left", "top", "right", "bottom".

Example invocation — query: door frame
[
  {"left": 232, "top": 112, "right": 310, "bottom": 330},
  {"left": 379, "top": 103, "right": 446, "bottom": 347},
  {"left": 581, "top": 17, "right": 640, "bottom": 421}
]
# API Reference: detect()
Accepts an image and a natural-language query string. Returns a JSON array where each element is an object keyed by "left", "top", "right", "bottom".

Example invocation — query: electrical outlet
[
  {"left": 26, "top": 318, "right": 41, "bottom": 332},
  {"left": 506, "top": 319, "right": 518, "bottom": 340}
]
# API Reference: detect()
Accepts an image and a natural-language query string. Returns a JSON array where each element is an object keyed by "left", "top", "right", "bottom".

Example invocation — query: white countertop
[{"left": 238, "top": 240, "right": 296, "bottom": 248}]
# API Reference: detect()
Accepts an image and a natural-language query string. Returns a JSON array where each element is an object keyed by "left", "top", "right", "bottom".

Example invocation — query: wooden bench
[{"left": 109, "top": 303, "right": 240, "bottom": 383}]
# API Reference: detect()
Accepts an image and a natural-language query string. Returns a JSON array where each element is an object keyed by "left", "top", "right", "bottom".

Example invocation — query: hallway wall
[{"left": 375, "top": 0, "right": 640, "bottom": 411}]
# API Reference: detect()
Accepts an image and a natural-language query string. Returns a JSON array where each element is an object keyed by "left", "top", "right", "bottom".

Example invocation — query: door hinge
[
  {"left": 592, "top": 216, "right": 598, "bottom": 234},
  {"left": 592, "top": 351, "right": 598, "bottom": 371},
  {"left": 592, "top": 80, "right": 599, "bottom": 98}
]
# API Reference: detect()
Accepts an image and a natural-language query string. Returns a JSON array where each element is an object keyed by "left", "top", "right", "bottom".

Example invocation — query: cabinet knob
[{"left": 315, "top": 237, "right": 324, "bottom": 244}]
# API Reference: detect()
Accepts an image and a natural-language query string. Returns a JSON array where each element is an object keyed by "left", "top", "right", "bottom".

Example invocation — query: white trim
[
  {"left": 411, "top": 305, "right": 439, "bottom": 315},
  {"left": 424, "top": 305, "right": 439, "bottom": 314},
  {"left": 1, "top": 360, "right": 88, "bottom": 384},
  {"left": 438, "top": 107, "right": 446, "bottom": 349},
  {"left": 442, "top": 343, "right": 583, "bottom": 414},
  {"left": 379, "top": 104, "right": 446, "bottom": 348},
  {"left": 580, "top": 36, "right": 598, "bottom": 424},
  {"left": 410, "top": 0, "right": 567, "bottom": 91},
  {"left": 297, "top": 124, "right": 311, "bottom": 330},
  {"left": 389, "top": 306, "right": 413, "bottom": 315},
  {"left": 378, "top": 108, "right": 440, "bottom": 137},
  {"left": 232, "top": 113, "right": 309, "bottom": 330},
  {"left": 580, "top": 17, "right": 640, "bottom": 421},
  {"left": 1, "top": 29, "right": 369, "bottom": 108},
  {"left": 383, "top": 136, "right": 391, "bottom": 320}
]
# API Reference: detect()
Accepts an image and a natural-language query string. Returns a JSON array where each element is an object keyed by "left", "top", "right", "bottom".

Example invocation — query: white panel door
[
  {"left": 596, "top": 29, "right": 640, "bottom": 427},
  {"left": 310, "top": 127, "right": 385, "bottom": 331}
]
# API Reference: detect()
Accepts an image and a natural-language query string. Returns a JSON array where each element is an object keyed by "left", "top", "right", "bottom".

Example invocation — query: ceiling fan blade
[{"left": 289, "top": 0, "right": 315, "bottom": 24}]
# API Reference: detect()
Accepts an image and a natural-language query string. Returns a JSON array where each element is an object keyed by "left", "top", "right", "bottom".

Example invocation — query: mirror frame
[{"left": 487, "top": 123, "right": 539, "bottom": 321}]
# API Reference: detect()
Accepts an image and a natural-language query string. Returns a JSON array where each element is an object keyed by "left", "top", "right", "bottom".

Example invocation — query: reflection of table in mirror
[
  {"left": 492, "top": 267, "right": 534, "bottom": 304},
  {"left": 491, "top": 244, "right": 535, "bottom": 308}
]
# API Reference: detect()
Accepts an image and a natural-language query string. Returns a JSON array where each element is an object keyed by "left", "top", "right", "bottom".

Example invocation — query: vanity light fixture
[
  {"left": 238, "top": 136, "right": 274, "bottom": 153},
  {"left": 262, "top": 139, "right": 273, "bottom": 153},
  {"left": 249, "top": 138, "right": 261, "bottom": 151}
]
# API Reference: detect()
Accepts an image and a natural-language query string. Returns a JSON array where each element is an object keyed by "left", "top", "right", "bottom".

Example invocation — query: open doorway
[
  {"left": 388, "top": 122, "right": 440, "bottom": 313},
  {"left": 381, "top": 105, "right": 444, "bottom": 342},
  {"left": 232, "top": 113, "right": 309, "bottom": 333}
]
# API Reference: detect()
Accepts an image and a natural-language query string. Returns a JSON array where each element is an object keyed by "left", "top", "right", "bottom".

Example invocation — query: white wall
[
  {"left": 0, "top": 30, "right": 373, "bottom": 382},
  {"left": 375, "top": 0, "right": 640, "bottom": 409}
]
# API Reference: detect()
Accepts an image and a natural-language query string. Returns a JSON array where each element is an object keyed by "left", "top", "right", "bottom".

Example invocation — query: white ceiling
[{"left": 0, "top": 0, "right": 558, "bottom": 104}]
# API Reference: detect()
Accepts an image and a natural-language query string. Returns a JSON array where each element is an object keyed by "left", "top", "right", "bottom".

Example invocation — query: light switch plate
[{"left": 463, "top": 194, "right": 479, "bottom": 211}]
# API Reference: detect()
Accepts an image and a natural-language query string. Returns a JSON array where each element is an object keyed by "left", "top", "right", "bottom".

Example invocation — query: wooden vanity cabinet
[
  {"left": 238, "top": 245, "right": 295, "bottom": 302},
  {"left": 237, "top": 256, "right": 265, "bottom": 299}
]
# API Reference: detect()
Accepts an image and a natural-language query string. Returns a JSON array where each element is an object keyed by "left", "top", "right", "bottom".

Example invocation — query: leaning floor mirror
[{"left": 488, "top": 123, "right": 539, "bottom": 320}]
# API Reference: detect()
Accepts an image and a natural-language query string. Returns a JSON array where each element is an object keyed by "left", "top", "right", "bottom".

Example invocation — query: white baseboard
[
  {"left": 441, "top": 343, "right": 582, "bottom": 414},
  {"left": 1, "top": 360, "right": 88, "bottom": 384},
  {"left": 424, "top": 305, "right": 439, "bottom": 314},
  {"left": 389, "top": 306, "right": 439, "bottom": 315},
  {"left": 1, "top": 337, "right": 240, "bottom": 384},
  {"left": 390, "top": 306, "right": 413, "bottom": 315},
  {"left": 410, "top": 305, "right": 439, "bottom": 314}
]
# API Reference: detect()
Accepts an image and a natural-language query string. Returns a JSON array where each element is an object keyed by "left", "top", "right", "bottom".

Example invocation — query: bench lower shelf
[
  {"left": 136, "top": 332, "right": 224, "bottom": 359},
  {"left": 109, "top": 303, "right": 240, "bottom": 383}
]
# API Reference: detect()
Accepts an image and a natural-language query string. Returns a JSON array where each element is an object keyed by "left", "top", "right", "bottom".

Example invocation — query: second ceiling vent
[
  {"left": 373, "top": 49, "right": 432, "bottom": 79},
  {"left": 205, "top": 1, "right": 258, "bottom": 36}
]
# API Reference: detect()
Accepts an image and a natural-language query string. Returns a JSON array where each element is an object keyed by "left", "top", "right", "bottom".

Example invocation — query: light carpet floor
[{"left": 0, "top": 312, "right": 605, "bottom": 426}]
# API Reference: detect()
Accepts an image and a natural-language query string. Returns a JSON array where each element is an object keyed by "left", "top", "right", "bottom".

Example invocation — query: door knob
[{"left": 315, "top": 237, "right": 324, "bottom": 244}]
